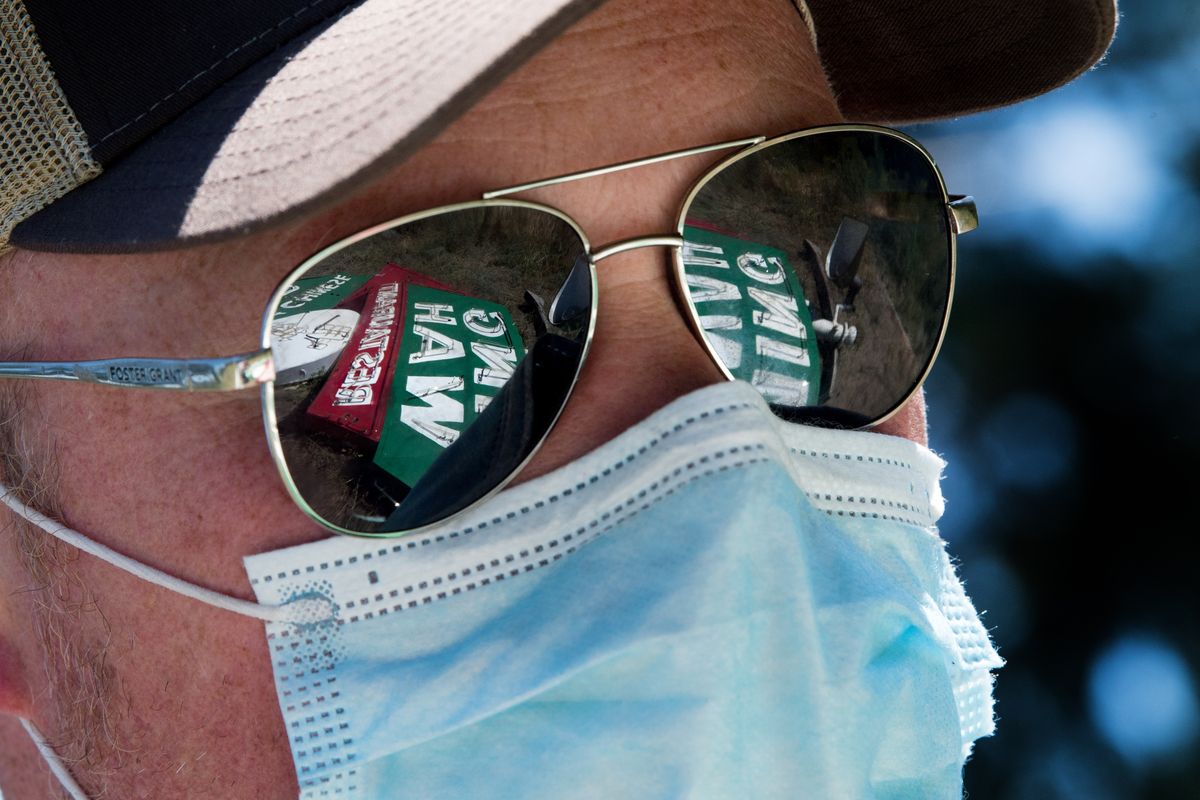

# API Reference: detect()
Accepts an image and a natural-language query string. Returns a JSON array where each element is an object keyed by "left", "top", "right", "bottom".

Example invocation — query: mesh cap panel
[{"left": 0, "top": 0, "right": 99, "bottom": 254}]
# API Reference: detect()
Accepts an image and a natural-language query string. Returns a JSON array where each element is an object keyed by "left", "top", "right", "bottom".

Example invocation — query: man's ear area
[
  {"left": 0, "top": 628, "right": 33, "bottom": 719},
  {"left": 0, "top": 511, "right": 36, "bottom": 720}
]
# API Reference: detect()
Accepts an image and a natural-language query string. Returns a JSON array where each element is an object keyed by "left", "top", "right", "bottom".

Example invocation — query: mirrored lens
[
  {"left": 267, "top": 204, "right": 591, "bottom": 535},
  {"left": 678, "top": 129, "right": 951, "bottom": 427}
]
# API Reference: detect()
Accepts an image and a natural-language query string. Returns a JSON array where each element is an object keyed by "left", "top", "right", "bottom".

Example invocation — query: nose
[{"left": 513, "top": 237, "right": 728, "bottom": 484}]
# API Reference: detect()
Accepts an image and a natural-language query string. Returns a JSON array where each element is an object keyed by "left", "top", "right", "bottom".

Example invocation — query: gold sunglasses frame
[
  {"left": 0, "top": 123, "right": 976, "bottom": 538},
  {"left": 672, "top": 124, "right": 969, "bottom": 429}
]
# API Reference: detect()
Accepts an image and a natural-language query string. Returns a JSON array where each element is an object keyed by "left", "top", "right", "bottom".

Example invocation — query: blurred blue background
[{"left": 903, "top": 3, "right": 1200, "bottom": 797}]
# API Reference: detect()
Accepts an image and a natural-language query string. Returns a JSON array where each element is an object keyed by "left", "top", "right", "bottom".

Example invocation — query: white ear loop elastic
[
  {"left": 20, "top": 719, "right": 90, "bottom": 800},
  {"left": 0, "top": 484, "right": 333, "bottom": 624},
  {"left": 3, "top": 483, "right": 333, "bottom": 800}
]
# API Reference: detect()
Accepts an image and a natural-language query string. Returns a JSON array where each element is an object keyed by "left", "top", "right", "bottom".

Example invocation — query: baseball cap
[{"left": 0, "top": 0, "right": 1117, "bottom": 255}]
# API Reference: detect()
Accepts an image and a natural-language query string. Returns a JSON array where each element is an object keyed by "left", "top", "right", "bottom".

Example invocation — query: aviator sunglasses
[{"left": 0, "top": 125, "right": 977, "bottom": 537}]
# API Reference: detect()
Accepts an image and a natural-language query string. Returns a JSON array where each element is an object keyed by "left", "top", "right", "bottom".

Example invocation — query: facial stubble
[{"left": 1, "top": 366, "right": 132, "bottom": 798}]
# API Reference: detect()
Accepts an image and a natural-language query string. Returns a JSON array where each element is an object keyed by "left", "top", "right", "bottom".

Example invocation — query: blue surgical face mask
[{"left": 4, "top": 381, "right": 1002, "bottom": 800}]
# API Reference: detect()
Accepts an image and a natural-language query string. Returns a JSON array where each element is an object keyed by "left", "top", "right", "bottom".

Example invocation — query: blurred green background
[{"left": 904, "top": 3, "right": 1200, "bottom": 797}]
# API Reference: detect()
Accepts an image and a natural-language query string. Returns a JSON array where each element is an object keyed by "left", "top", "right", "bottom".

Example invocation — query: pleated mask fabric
[{"left": 245, "top": 380, "right": 1003, "bottom": 799}]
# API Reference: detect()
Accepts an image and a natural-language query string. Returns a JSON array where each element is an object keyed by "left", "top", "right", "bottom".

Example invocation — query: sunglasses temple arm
[{"left": 0, "top": 349, "right": 274, "bottom": 391}]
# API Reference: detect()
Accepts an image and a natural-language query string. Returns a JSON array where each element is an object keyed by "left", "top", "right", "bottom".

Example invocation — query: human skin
[{"left": 0, "top": 0, "right": 928, "bottom": 796}]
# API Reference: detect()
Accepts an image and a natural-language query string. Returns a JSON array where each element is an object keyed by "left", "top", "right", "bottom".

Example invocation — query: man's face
[{"left": 0, "top": 0, "right": 925, "bottom": 795}]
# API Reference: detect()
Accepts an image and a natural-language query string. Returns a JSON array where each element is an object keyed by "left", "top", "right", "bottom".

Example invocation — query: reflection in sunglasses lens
[
  {"left": 679, "top": 129, "right": 951, "bottom": 427},
  {"left": 268, "top": 206, "right": 590, "bottom": 535}
]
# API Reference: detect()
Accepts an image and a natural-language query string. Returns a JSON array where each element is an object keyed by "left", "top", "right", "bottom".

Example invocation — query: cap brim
[
  {"left": 9, "top": 0, "right": 605, "bottom": 254},
  {"left": 10, "top": 0, "right": 1116, "bottom": 254},
  {"left": 807, "top": 0, "right": 1118, "bottom": 123}
]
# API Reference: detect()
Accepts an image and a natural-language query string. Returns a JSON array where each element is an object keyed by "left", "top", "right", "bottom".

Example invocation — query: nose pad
[
  {"left": 548, "top": 254, "right": 593, "bottom": 326},
  {"left": 521, "top": 253, "right": 591, "bottom": 336},
  {"left": 512, "top": 241, "right": 726, "bottom": 482}
]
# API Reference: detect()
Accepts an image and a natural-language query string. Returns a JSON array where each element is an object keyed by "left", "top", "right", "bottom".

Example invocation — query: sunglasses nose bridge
[{"left": 591, "top": 234, "right": 684, "bottom": 263}]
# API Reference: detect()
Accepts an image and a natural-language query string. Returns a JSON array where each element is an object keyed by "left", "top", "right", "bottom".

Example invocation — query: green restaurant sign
[
  {"left": 278, "top": 271, "right": 370, "bottom": 314},
  {"left": 375, "top": 284, "right": 526, "bottom": 486},
  {"left": 682, "top": 225, "right": 821, "bottom": 408},
  {"left": 275, "top": 269, "right": 527, "bottom": 490}
]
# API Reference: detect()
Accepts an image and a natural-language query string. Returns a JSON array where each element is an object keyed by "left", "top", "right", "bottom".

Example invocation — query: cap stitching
[
  {"left": 134, "top": 37, "right": 427, "bottom": 156},
  {"left": 94, "top": 0, "right": 355, "bottom": 146},
  {"left": 59, "top": 7, "right": 546, "bottom": 185}
]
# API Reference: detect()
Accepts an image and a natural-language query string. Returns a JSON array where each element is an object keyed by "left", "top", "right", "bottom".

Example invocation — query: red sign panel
[{"left": 305, "top": 264, "right": 454, "bottom": 443}]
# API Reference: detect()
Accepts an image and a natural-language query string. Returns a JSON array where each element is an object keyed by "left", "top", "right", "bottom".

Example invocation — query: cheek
[
  {"left": 868, "top": 387, "right": 928, "bottom": 446},
  {"left": 67, "top": 546, "right": 302, "bottom": 799},
  {"left": 6, "top": 385, "right": 318, "bottom": 791},
  {"left": 33, "top": 384, "right": 325, "bottom": 594}
]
